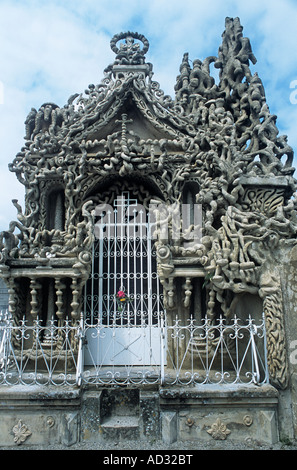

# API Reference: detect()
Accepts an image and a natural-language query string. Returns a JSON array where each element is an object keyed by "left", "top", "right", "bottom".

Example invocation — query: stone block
[
  {"left": 161, "top": 411, "right": 177, "bottom": 444},
  {"left": 100, "top": 415, "right": 139, "bottom": 441},
  {"left": 159, "top": 384, "right": 279, "bottom": 445},
  {"left": 0, "top": 410, "right": 80, "bottom": 447},
  {"left": 80, "top": 390, "right": 102, "bottom": 442},
  {"left": 60, "top": 412, "right": 80, "bottom": 447},
  {"left": 0, "top": 385, "right": 81, "bottom": 447},
  {"left": 177, "top": 408, "right": 278, "bottom": 444},
  {"left": 139, "top": 391, "right": 160, "bottom": 439}
]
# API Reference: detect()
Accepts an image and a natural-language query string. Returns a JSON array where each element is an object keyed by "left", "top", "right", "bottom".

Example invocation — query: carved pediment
[
  {"left": 18, "top": 32, "right": 197, "bottom": 168},
  {"left": 78, "top": 93, "right": 193, "bottom": 151}
]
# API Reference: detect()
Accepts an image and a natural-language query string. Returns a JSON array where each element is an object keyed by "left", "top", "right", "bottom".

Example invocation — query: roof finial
[{"left": 110, "top": 32, "right": 149, "bottom": 65}]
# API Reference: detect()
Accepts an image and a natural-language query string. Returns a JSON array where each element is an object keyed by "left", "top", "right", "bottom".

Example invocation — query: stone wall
[{"left": 0, "top": 384, "right": 279, "bottom": 447}]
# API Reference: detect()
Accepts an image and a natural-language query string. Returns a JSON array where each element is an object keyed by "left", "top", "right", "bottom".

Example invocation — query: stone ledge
[
  {"left": 239, "top": 175, "right": 295, "bottom": 188},
  {"left": 159, "top": 384, "right": 278, "bottom": 405},
  {"left": 0, "top": 385, "right": 81, "bottom": 408}
]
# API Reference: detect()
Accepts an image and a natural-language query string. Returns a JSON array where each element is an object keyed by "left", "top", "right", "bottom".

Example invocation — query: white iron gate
[{"left": 83, "top": 192, "right": 164, "bottom": 367}]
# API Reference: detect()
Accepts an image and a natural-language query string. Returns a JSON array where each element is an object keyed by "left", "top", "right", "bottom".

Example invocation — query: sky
[{"left": 0, "top": 0, "right": 296, "bottom": 231}]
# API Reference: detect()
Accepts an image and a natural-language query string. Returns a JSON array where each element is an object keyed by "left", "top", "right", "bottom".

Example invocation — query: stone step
[
  {"left": 102, "top": 415, "right": 139, "bottom": 428},
  {"left": 100, "top": 415, "right": 139, "bottom": 440}
]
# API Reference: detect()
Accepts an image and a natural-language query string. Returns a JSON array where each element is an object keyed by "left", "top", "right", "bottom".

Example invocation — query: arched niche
[
  {"left": 46, "top": 187, "right": 65, "bottom": 231},
  {"left": 182, "top": 180, "right": 200, "bottom": 227}
]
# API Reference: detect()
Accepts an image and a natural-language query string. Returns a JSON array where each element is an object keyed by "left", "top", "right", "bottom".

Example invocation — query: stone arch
[{"left": 83, "top": 174, "right": 167, "bottom": 208}]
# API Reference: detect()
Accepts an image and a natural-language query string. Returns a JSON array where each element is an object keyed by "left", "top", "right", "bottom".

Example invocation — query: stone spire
[{"left": 173, "top": 17, "right": 294, "bottom": 176}]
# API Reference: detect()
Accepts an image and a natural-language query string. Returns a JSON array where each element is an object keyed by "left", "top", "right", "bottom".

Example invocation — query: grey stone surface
[
  {"left": 161, "top": 411, "right": 177, "bottom": 444},
  {"left": 0, "top": 384, "right": 281, "bottom": 447}
]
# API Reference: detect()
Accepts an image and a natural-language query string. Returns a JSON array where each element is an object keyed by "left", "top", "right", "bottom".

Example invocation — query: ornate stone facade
[{"left": 0, "top": 17, "right": 296, "bottom": 402}]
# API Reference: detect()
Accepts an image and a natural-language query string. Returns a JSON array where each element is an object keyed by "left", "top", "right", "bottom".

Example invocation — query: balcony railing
[
  {"left": 163, "top": 315, "right": 269, "bottom": 386},
  {"left": 0, "top": 311, "right": 269, "bottom": 387}
]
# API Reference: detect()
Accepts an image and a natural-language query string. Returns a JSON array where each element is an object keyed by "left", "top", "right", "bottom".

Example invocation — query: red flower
[{"left": 117, "top": 290, "right": 125, "bottom": 298}]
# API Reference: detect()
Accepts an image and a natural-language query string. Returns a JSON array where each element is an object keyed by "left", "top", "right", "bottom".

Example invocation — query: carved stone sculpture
[{"left": 0, "top": 18, "right": 296, "bottom": 390}]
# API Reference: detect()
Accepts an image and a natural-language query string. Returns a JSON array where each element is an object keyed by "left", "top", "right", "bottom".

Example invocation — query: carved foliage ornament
[
  {"left": 207, "top": 418, "right": 231, "bottom": 440},
  {"left": 12, "top": 420, "right": 32, "bottom": 445}
]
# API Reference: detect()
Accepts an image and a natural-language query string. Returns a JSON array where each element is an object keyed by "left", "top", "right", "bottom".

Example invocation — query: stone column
[
  {"left": 55, "top": 278, "right": 66, "bottom": 321},
  {"left": 8, "top": 277, "right": 17, "bottom": 318},
  {"left": 29, "top": 278, "right": 41, "bottom": 319},
  {"left": 71, "top": 278, "right": 80, "bottom": 320},
  {"left": 183, "top": 277, "right": 192, "bottom": 308},
  {"left": 54, "top": 192, "right": 64, "bottom": 231},
  {"left": 52, "top": 191, "right": 65, "bottom": 247},
  {"left": 42, "top": 278, "right": 56, "bottom": 345}
]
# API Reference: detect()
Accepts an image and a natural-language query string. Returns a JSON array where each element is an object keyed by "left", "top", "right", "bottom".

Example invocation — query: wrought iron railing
[
  {"left": 0, "top": 312, "right": 78, "bottom": 386},
  {"left": 163, "top": 315, "right": 269, "bottom": 386},
  {"left": 0, "top": 311, "right": 269, "bottom": 387}
]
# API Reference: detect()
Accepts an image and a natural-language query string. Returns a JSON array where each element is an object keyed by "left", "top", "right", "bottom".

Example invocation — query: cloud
[{"left": 0, "top": 0, "right": 296, "bottom": 231}]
